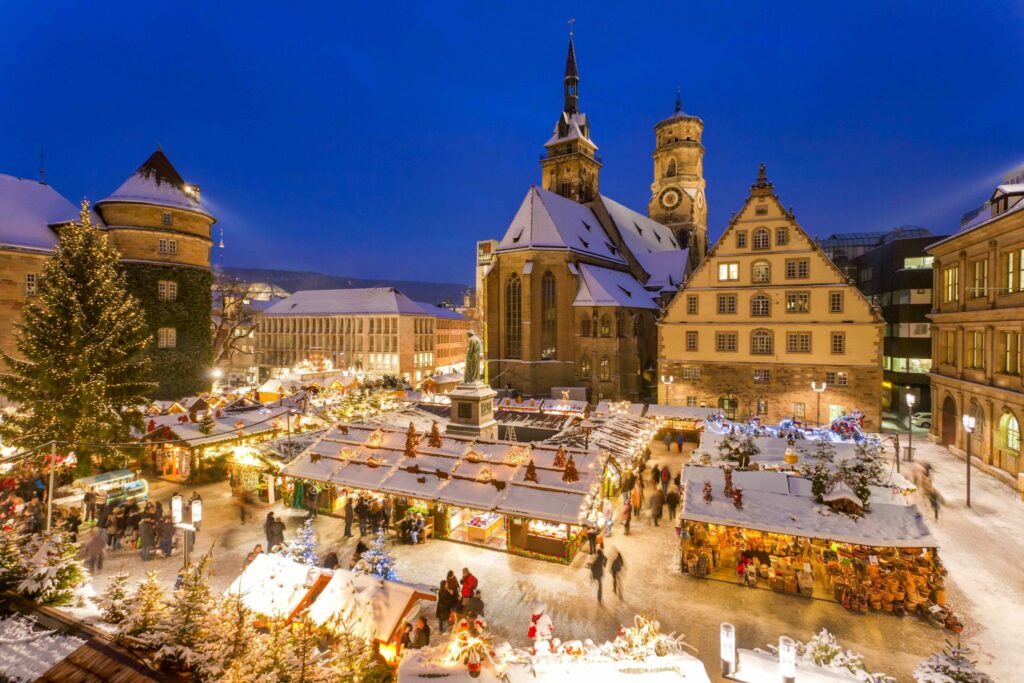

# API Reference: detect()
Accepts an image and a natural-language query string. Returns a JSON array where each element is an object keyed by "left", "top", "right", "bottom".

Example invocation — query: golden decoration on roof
[
  {"left": 365, "top": 428, "right": 385, "bottom": 448},
  {"left": 465, "top": 448, "right": 484, "bottom": 463},
  {"left": 366, "top": 455, "right": 384, "bottom": 468},
  {"left": 505, "top": 443, "right": 531, "bottom": 465},
  {"left": 338, "top": 447, "right": 356, "bottom": 460},
  {"left": 476, "top": 466, "right": 495, "bottom": 484}
]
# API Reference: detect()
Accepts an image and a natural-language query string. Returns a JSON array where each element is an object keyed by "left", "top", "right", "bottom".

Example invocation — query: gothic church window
[
  {"left": 600, "top": 315, "right": 611, "bottom": 337},
  {"left": 581, "top": 315, "right": 591, "bottom": 337},
  {"left": 580, "top": 356, "right": 591, "bottom": 378},
  {"left": 505, "top": 274, "right": 522, "bottom": 359},
  {"left": 541, "top": 271, "right": 557, "bottom": 360},
  {"left": 599, "top": 357, "right": 611, "bottom": 380}
]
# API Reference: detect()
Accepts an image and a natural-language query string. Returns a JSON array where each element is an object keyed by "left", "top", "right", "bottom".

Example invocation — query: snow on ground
[{"left": 74, "top": 435, "right": 1022, "bottom": 681}]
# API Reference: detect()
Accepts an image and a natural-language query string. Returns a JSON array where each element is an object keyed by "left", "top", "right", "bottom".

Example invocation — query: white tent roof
[{"left": 225, "top": 552, "right": 321, "bottom": 618}]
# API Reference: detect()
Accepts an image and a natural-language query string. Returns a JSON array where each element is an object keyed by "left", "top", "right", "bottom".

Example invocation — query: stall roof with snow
[
  {"left": 283, "top": 423, "right": 604, "bottom": 525},
  {"left": 543, "top": 413, "right": 657, "bottom": 471},
  {"left": 681, "top": 465, "right": 936, "bottom": 548},
  {"left": 142, "top": 405, "right": 293, "bottom": 448},
  {"left": 225, "top": 552, "right": 323, "bottom": 619}
]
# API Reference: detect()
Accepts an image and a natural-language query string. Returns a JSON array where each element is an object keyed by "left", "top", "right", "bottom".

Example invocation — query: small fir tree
[
  {"left": 806, "top": 440, "right": 837, "bottom": 502},
  {"left": 552, "top": 445, "right": 567, "bottom": 468},
  {"left": 276, "top": 518, "right": 319, "bottom": 567},
  {"left": 0, "top": 200, "right": 155, "bottom": 475},
  {"left": 736, "top": 433, "right": 760, "bottom": 469},
  {"left": 156, "top": 554, "right": 216, "bottom": 670},
  {"left": 18, "top": 529, "right": 89, "bottom": 606},
  {"left": 198, "top": 413, "right": 215, "bottom": 435},
  {"left": 562, "top": 454, "right": 580, "bottom": 483},
  {"left": 915, "top": 641, "right": 993, "bottom": 683},
  {"left": 198, "top": 591, "right": 258, "bottom": 681},
  {"left": 222, "top": 617, "right": 292, "bottom": 683},
  {"left": 117, "top": 570, "right": 169, "bottom": 649},
  {"left": 703, "top": 481, "right": 713, "bottom": 503},
  {"left": 353, "top": 529, "right": 399, "bottom": 581},
  {"left": 428, "top": 420, "right": 443, "bottom": 448},
  {"left": 524, "top": 459, "right": 539, "bottom": 483},
  {"left": 404, "top": 421, "right": 420, "bottom": 458},
  {"left": 98, "top": 570, "right": 132, "bottom": 624},
  {"left": 0, "top": 529, "right": 26, "bottom": 591}
]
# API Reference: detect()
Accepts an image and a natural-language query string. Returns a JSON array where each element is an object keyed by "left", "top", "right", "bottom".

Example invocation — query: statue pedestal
[{"left": 445, "top": 382, "right": 498, "bottom": 440}]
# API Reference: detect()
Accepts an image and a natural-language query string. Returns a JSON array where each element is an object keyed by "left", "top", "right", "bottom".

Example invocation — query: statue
[{"left": 464, "top": 330, "right": 483, "bottom": 384}]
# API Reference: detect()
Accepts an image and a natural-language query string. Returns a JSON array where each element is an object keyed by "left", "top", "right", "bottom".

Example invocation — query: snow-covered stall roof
[
  {"left": 593, "top": 400, "right": 645, "bottom": 416},
  {"left": 143, "top": 405, "right": 293, "bottom": 447},
  {"left": 496, "top": 186, "right": 627, "bottom": 265},
  {"left": 283, "top": 424, "right": 603, "bottom": 525},
  {"left": 573, "top": 263, "right": 658, "bottom": 309},
  {"left": 225, "top": 552, "right": 322, "bottom": 618},
  {"left": 0, "top": 174, "right": 79, "bottom": 251},
  {"left": 543, "top": 413, "right": 656, "bottom": 471},
  {"left": 97, "top": 149, "right": 211, "bottom": 217},
  {"left": 680, "top": 465, "right": 936, "bottom": 548},
  {"left": 307, "top": 568, "right": 434, "bottom": 643}
]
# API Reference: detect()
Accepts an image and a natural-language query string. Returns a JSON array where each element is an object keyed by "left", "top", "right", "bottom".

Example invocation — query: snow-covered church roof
[
  {"left": 545, "top": 111, "right": 595, "bottom": 147},
  {"left": 573, "top": 262, "right": 658, "bottom": 309},
  {"left": 96, "top": 148, "right": 212, "bottom": 218},
  {"left": 597, "top": 194, "right": 688, "bottom": 288},
  {"left": 0, "top": 174, "right": 79, "bottom": 252}
]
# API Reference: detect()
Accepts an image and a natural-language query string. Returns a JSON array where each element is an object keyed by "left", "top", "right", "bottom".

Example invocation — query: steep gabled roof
[
  {"left": 0, "top": 174, "right": 79, "bottom": 251},
  {"left": 597, "top": 194, "right": 686, "bottom": 287},
  {"left": 574, "top": 263, "right": 658, "bottom": 309},
  {"left": 97, "top": 148, "right": 212, "bottom": 217},
  {"left": 496, "top": 186, "right": 627, "bottom": 265}
]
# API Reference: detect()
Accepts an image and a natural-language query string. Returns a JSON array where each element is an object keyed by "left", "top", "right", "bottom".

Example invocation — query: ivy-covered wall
[{"left": 122, "top": 263, "right": 213, "bottom": 399}]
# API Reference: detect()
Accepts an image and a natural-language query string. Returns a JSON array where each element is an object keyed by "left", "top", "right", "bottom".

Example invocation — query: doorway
[{"left": 941, "top": 395, "right": 957, "bottom": 446}]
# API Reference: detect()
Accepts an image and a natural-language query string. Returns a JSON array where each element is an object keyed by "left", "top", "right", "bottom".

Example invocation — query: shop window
[
  {"left": 752, "top": 261, "right": 770, "bottom": 284},
  {"left": 1000, "top": 412, "right": 1020, "bottom": 452},
  {"left": 752, "top": 228, "right": 770, "bottom": 250},
  {"left": 751, "top": 295, "right": 770, "bottom": 317}
]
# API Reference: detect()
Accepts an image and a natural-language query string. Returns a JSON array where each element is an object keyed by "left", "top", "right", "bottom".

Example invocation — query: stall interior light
[
  {"left": 171, "top": 494, "right": 183, "bottom": 524},
  {"left": 779, "top": 635, "right": 797, "bottom": 679}
]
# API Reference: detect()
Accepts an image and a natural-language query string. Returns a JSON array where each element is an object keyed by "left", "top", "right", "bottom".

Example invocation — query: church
[{"left": 480, "top": 35, "right": 706, "bottom": 402}]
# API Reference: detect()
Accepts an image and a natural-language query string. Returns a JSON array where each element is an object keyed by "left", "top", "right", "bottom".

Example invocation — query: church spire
[
  {"left": 675, "top": 85, "right": 682, "bottom": 114},
  {"left": 563, "top": 26, "right": 579, "bottom": 114}
]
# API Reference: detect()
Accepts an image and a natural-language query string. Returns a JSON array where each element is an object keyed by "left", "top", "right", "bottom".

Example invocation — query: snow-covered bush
[
  {"left": 17, "top": 530, "right": 89, "bottom": 606},
  {"left": 915, "top": 643, "right": 993, "bottom": 683},
  {"left": 98, "top": 571, "right": 132, "bottom": 624}
]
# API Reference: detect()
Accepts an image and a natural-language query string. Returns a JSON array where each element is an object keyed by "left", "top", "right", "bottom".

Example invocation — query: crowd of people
[{"left": 0, "top": 474, "right": 49, "bottom": 535}]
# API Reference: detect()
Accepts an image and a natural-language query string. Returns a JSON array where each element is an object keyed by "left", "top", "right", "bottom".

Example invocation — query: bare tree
[{"left": 211, "top": 276, "right": 261, "bottom": 369}]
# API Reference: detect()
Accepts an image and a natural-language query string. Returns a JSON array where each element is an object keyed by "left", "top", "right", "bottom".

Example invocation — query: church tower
[
  {"left": 648, "top": 89, "right": 707, "bottom": 267},
  {"left": 540, "top": 34, "right": 601, "bottom": 203}
]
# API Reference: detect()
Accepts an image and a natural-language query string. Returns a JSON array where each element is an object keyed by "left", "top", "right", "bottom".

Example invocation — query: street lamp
[
  {"left": 906, "top": 392, "right": 916, "bottom": 462},
  {"left": 172, "top": 493, "right": 198, "bottom": 569},
  {"left": 720, "top": 623, "right": 737, "bottom": 677},
  {"left": 810, "top": 382, "right": 827, "bottom": 429},
  {"left": 779, "top": 635, "right": 797, "bottom": 683},
  {"left": 962, "top": 414, "right": 975, "bottom": 508},
  {"left": 660, "top": 375, "right": 674, "bottom": 405}
]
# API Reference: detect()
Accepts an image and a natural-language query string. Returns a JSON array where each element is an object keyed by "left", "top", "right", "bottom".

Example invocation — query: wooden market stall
[
  {"left": 678, "top": 464, "right": 949, "bottom": 619},
  {"left": 644, "top": 404, "right": 719, "bottom": 440},
  {"left": 283, "top": 424, "right": 604, "bottom": 563}
]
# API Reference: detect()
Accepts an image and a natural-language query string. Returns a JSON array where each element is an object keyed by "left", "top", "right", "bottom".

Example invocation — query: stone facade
[
  {"left": 928, "top": 182, "right": 1024, "bottom": 478},
  {"left": 659, "top": 165, "right": 885, "bottom": 431},
  {"left": 0, "top": 249, "right": 51, "bottom": 362}
]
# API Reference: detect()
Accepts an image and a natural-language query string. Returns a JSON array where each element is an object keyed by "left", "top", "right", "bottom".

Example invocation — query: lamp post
[
  {"left": 720, "top": 623, "right": 737, "bottom": 677},
  {"left": 660, "top": 375, "right": 674, "bottom": 405},
  {"left": 906, "top": 392, "right": 916, "bottom": 462},
  {"left": 172, "top": 493, "right": 198, "bottom": 569},
  {"left": 962, "top": 414, "right": 975, "bottom": 508},
  {"left": 810, "top": 382, "right": 826, "bottom": 429},
  {"left": 779, "top": 635, "right": 797, "bottom": 683}
]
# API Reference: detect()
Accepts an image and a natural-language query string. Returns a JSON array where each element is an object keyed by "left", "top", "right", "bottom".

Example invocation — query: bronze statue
[{"left": 464, "top": 330, "right": 483, "bottom": 384}]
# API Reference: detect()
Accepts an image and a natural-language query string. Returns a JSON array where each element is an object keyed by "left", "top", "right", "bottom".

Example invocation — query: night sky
[{"left": 2, "top": 2, "right": 1022, "bottom": 285}]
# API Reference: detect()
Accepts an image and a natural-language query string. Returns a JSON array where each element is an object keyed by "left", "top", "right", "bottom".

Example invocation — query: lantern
[{"left": 171, "top": 494, "right": 183, "bottom": 524}]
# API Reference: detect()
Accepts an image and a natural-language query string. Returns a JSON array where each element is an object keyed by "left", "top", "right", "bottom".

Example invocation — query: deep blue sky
[{"left": 2, "top": 2, "right": 1022, "bottom": 285}]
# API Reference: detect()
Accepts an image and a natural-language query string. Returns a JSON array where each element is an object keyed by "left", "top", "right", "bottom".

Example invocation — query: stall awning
[{"left": 680, "top": 465, "right": 937, "bottom": 548}]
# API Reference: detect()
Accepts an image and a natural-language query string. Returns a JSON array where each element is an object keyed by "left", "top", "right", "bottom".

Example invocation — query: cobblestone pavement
[{"left": 81, "top": 436, "right": 1022, "bottom": 681}]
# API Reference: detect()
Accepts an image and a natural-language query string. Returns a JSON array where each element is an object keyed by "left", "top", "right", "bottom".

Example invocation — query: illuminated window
[
  {"left": 943, "top": 266, "right": 959, "bottom": 302},
  {"left": 580, "top": 356, "right": 590, "bottom": 378},
  {"left": 718, "top": 262, "right": 739, "bottom": 281},
  {"left": 1003, "top": 331, "right": 1022, "bottom": 375},
  {"left": 1000, "top": 413, "right": 1020, "bottom": 452},
  {"left": 752, "top": 261, "right": 770, "bottom": 283},
  {"left": 966, "top": 330, "right": 985, "bottom": 369},
  {"left": 157, "top": 327, "right": 176, "bottom": 349},
  {"left": 600, "top": 315, "right": 611, "bottom": 337},
  {"left": 971, "top": 259, "right": 988, "bottom": 298},
  {"left": 599, "top": 356, "right": 610, "bottom": 381},
  {"left": 785, "top": 292, "right": 810, "bottom": 313}
]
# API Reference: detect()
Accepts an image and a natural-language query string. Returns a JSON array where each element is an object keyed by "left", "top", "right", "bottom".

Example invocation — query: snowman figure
[{"left": 527, "top": 600, "right": 554, "bottom": 651}]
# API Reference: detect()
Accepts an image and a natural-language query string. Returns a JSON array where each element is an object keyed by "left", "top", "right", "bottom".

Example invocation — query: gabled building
[
  {"left": 659, "top": 165, "right": 884, "bottom": 430},
  {"left": 481, "top": 36, "right": 700, "bottom": 403}
]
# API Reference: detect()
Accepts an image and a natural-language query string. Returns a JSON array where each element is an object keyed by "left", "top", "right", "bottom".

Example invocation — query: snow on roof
[
  {"left": 283, "top": 423, "right": 602, "bottom": 525},
  {"left": 307, "top": 568, "right": 432, "bottom": 643},
  {"left": 681, "top": 465, "right": 936, "bottom": 548},
  {"left": 593, "top": 400, "right": 645, "bottom": 416},
  {"left": 261, "top": 287, "right": 459, "bottom": 318},
  {"left": 598, "top": 194, "right": 687, "bottom": 286},
  {"left": 226, "top": 552, "right": 321, "bottom": 618},
  {"left": 97, "top": 149, "right": 212, "bottom": 218},
  {"left": 992, "top": 183, "right": 1024, "bottom": 197},
  {"left": 0, "top": 174, "right": 78, "bottom": 251},
  {"left": 732, "top": 648, "right": 866, "bottom": 683},
  {"left": 0, "top": 615, "right": 86, "bottom": 683},
  {"left": 574, "top": 263, "right": 658, "bottom": 309},
  {"left": 143, "top": 405, "right": 291, "bottom": 446},
  {"left": 496, "top": 186, "right": 627, "bottom": 265},
  {"left": 545, "top": 112, "right": 595, "bottom": 147}
]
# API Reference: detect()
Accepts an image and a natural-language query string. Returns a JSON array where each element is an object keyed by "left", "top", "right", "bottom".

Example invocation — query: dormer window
[{"left": 579, "top": 237, "right": 590, "bottom": 249}]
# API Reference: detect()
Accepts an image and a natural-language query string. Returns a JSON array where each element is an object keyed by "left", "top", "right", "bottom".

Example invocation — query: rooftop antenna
[
  {"left": 675, "top": 85, "right": 682, "bottom": 114},
  {"left": 39, "top": 148, "right": 45, "bottom": 183},
  {"left": 568, "top": 16, "right": 575, "bottom": 38}
]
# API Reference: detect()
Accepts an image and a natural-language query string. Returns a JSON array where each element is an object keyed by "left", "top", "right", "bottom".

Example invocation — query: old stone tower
[{"left": 647, "top": 90, "right": 708, "bottom": 269}]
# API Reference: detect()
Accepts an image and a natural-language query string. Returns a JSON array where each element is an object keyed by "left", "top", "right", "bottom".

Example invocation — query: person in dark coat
[
  {"left": 343, "top": 496, "right": 354, "bottom": 538},
  {"left": 83, "top": 490, "right": 96, "bottom": 523},
  {"left": 411, "top": 616, "right": 430, "bottom": 648},
  {"left": 159, "top": 516, "right": 175, "bottom": 557},
  {"left": 139, "top": 518, "right": 155, "bottom": 561},
  {"left": 590, "top": 548, "right": 607, "bottom": 603},
  {"left": 586, "top": 523, "right": 598, "bottom": 554},
  {"left": 85, "top": 531, "right": 105, "bottom": 573},
  {"left": 675, "top": 432, "right": 685, "bottom": 453},
  {"left": 649, "top": 488, "right": 665, "bottom": 527},
  {"left": 268, "top": 518, "right": 286, "bottom": 550},
  {"left": 264, "top": 512, "right": 276, "bottom": 547},
  {"left": 435, "top": 579, "right": 455, "bottom": 633},
  {"left": 666, "top": 485, "right": 681, "bottom": 521},
  {"left": 355, "top": 497, "right": 369, "bottom": 536},
  {"left": 321, "top": 550, "right": 340, "bottom": 570},
  {"left": 610, "top": 550, "right": 625, "bottom": 599},
  {"left": 65, "top": 509, "right": 81, "bottom": 542},
  {"left": 463, "top": 589, "right": 485, "bottom": 617},
  {"left": 650, "top": 464, "right": 661, "bottom": 489}
]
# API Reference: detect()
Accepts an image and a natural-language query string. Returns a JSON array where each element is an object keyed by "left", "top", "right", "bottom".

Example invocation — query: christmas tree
[
  {"left": 117, "top": 570, "right": 169, "bottom": 649},
  {"left": 198, "top": 591, "right": 258, "bottom": 681},
  {"left": 0, "top": 200, "right": 154, "bottom": 475},
  {"left": 352, "top": 529, "right": 399, "bottom": 581},
  {"left": 98, "top": 571, "right": 132, "bottom": 624},
  {"left": 428, "top": 420, "right": 443, "bottom": 448},
  {"left": 17, "top": 530, "right": 90, "bottom": 606},
  {"left": 524, "top": 459, "right": 538, "bottom": 483},
  {"left": 552, "top": 445, "right": 567, "bottom": 468},
  {"left": 806, "top": 439, "right": 837, "bottom": 502},
  {"left": 405, "top": 421, "right": 420, "bottom": 458},
  {"left": 222, "top": 617, "right": 291, "bottom": 683},
  {"left": 915, "top": 641, "right": 993, "bottom": 683},
  {"left": 276, "top": 518, "right": 319, "bottom": 567},
  {"left": 562, "top": 454, "right": 579, "bottom": 483},
  {"left": 0, "top": 529, "right": 26, "bottom": 591},
  {"left": 156, "top": 554, "right": 216, "bottom": 670}
]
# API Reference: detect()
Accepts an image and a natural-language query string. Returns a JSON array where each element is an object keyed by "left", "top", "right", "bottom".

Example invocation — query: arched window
[
  {"left": 599, "top": 356, "right": 611, "bottom": 380},
  {"left": 752, "top": 261, "right": 771, "bottom": 284},
  {"left": 632, "top": 314, "right": 641, "bottom": 337},
  {"left": 540, "top": 271, "right": 557, "bottom": 360},
  {"left": 752, "top": 228, "right": 771, "bottom": 250},
  {"left": 751, "top": 329, "right": 773, "bottom": 355},
  {"left": 666, "top": 159, "right": 677, "bottom": 178},
  {"left": 581, "top": 315, "right": 591, "bottom": 337},
  {"left": 505, "top": 274, "right": 522, "bottom": 359},
  {"left": 969, "top": 400, "right": 985, "bottom": 445},
  {"left": 1000, "top": 412, "right": 1020, "bottom": 452},
  {"left": 600, "top": 315, "right": 611, "bottom": 337},
  {"left": 580, "top": 356, "right": 591, "bottom": 378},
  {"left": 751, "top": 294, "right": 771, "bottom": 317}
]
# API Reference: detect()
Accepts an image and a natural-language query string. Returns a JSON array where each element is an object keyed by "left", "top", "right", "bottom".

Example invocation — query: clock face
[{"left": 659, "top": 187, "right": 682, "bottom": 210}]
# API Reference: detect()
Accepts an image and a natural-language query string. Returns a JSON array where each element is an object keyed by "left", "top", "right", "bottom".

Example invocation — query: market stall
[
  {"left": 543, "top": 413, "right": 656, "bottom": 498},
  {"left": 678, "top": 465, "right": 950, "bottom": 620},
  {"left": 283, "top": 423, "right": 603, "bottom": 563},
  {"left": 226, "top": 552, "right": 329, "bottom": 621},
  {"left": 644, "top": 404, "right": 719, "bottom": 439}
]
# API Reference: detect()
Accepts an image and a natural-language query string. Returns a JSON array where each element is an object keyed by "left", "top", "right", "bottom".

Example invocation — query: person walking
[
  {"left": 610, "top": 550, "right": 625, "bottom": 599},
  {"left": 649, "top": 487, "right": 665, "bottom": 527},
  {"left": 602, "top": 497, "right": 614, "bottom": 537},
  {"left": 666, "top": 485, "right": 680, "bottom": 521},
  {"left": 675, "top": 432, "right": 685, "bottom": 453},
  {"left": 590, "top": 548, "right": 607, "bottom": 603},
  {"left": 85, "top": 531, "right": 105, "bottom": 574},
  {"left": 83, "top": 489, "right": 96, "bottom": 523},
  {"left": 650, "top": 464, "right": 661, "bottom": 490},
  {"left": 159, "top": 516, "right": 175, "bottom": 558},
  {"left": 269, "top": 516, "right": 286, "bottom": 550},
  {"left": 344, "top": 495, "right": 354, "bottom": 538},
  {"left": 236, "top": 495, "right": 249, "bottom": 525},
  {"left": 139, "top": 517, "right": 155, "bottom": 561},
  {"left": 264, "top": 512, "right": 276, "bottom": 547},
  {"left": 356, "top": 496, "right": 369, "bottom": 537},
  {"left": 621, "top": 470, "right": 636, "bottom": 503},
  {"left": 621, "top": 498, "right": 632, "bottom": 535},
  {"left": 662, "top": 431, "right": 673, "bottom": 452},
  {"left": 660, "top": 466, "right": 670, "bottom": 495},
  {"left": 586, "top": 522, "right": 598, "bottom": 554}
]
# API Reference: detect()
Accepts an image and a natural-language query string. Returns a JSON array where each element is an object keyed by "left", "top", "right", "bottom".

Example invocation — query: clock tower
[{"left": 648, "top": 90, "right": 707, "bottom": 268}]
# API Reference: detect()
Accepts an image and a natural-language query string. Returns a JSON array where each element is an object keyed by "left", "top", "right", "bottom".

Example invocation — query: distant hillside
[{"left": 223, "top": 267, "right": 469, "bottom": 305}]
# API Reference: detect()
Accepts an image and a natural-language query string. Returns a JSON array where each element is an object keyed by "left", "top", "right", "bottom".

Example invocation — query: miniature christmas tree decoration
[{"left": 562, "top": 454, "right": 580, "bottom": 483}]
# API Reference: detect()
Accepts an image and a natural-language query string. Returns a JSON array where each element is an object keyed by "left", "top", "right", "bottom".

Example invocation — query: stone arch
[
  {"left": 999, "top": 409, "right": 1021, "bottom": 454},
  {"left": 968, "top": 399, "right": 987, "bottom": 458}
]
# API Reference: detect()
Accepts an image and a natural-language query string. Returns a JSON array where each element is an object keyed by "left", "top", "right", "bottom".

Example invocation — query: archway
[{"left": 941, "top": 395, "right": 958, "bottom": 446}]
